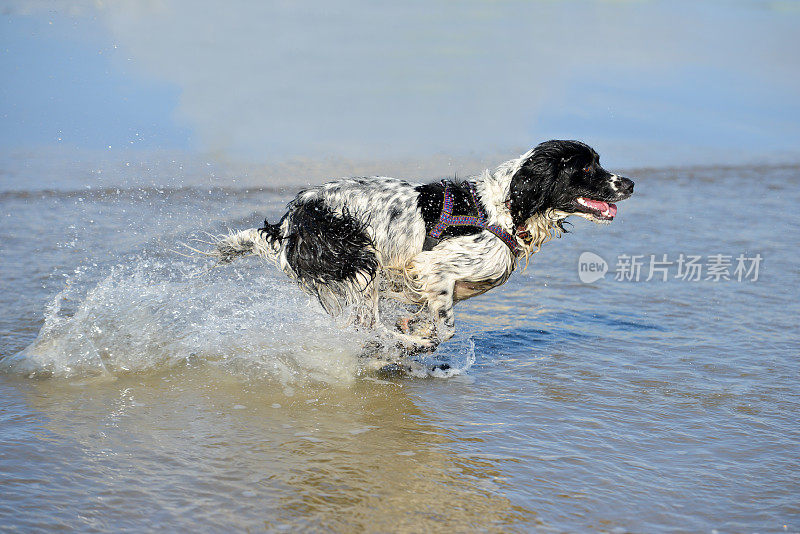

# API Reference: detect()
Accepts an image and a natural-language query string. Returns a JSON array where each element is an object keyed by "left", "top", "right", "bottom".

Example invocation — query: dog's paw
[
  {"left": 388, "top": 331, "right": 436, "bottom": 354},
  {"left": 400, "top": 336, "right": 438, "bottom": 355},
  {"left": 373, "top": 324, "right": 438, "bottom": 354}
]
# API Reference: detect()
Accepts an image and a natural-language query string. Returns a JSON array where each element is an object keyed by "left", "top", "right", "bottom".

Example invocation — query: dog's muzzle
[{"left": 611, "top": 175, "right": 634, "bottom": 200}]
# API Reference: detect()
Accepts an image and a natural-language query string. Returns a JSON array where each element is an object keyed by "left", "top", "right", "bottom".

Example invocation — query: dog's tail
[{"left": 210, "top": 219, "right": 282, "bottom": 264}]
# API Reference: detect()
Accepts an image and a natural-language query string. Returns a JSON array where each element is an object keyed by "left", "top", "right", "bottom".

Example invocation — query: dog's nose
[{"left": 617, "top": 177, "right": 634, "bottom": 195}]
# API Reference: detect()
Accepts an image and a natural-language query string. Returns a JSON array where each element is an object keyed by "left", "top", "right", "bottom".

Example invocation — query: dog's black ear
[{"left": 508, "top": 156, "right": 555, "bottom": 227}]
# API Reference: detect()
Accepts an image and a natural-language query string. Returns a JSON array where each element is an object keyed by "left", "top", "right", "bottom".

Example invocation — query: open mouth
[{"left": 572, "top": 197, "right": 618, "bottom": 221}]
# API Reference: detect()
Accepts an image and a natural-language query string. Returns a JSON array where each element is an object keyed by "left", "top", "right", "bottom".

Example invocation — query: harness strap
[{"left": 429, "top": 181, "right": 521, "bottom": 254}]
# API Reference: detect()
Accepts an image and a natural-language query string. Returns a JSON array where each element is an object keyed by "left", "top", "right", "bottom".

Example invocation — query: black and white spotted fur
[{"left": 210, "top": 140, "right": 634, "bottom": 352}]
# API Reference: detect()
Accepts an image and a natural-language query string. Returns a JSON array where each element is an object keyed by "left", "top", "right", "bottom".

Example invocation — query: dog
[{"left": 208, "top": 140, "right": 634, "bottom": 353}]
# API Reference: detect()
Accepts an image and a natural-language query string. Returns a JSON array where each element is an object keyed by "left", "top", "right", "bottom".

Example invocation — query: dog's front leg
[{"left": 424, "top": 277, "right": 456, "bottom": 343}]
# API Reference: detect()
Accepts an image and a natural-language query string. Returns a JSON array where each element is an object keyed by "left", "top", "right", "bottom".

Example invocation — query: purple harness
[{"left": 429, "top": 181, "right": 521, "bottom": 254}]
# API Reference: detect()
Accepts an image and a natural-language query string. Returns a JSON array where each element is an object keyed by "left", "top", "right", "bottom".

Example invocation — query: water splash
[
  {"left": 3, "top": 257, "right": 475, "bottom": 382},
  {"left": 2, "top": 259, "right": 368, "bottom": 383}
]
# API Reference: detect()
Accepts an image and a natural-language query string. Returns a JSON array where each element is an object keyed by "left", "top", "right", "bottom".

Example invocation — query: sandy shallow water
[{"left": 1, "top": 160, "right": 798, "bottom": 532}]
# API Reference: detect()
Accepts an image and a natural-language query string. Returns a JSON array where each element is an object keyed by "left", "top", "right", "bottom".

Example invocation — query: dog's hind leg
[
  {"left": 352, "top": 274, "right": 381, "bottom": 328},
  {"left": 362, "top": 285, "right": 436, "bottom": 354}
]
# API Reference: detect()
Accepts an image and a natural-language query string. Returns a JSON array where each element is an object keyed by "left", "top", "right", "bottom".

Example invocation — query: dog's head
[{"left": 508, "top": 140, "right": 634, "bottom": 228}]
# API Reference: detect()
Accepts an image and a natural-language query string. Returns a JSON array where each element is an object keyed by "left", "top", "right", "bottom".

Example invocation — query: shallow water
[{"left": 1, "top": 157, "right": 799, "bottom": 532}]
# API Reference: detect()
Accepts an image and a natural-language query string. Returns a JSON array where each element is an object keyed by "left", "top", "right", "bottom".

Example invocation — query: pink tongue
[{"left": 580, "top": 198, "right": 617, "bottom": 217}]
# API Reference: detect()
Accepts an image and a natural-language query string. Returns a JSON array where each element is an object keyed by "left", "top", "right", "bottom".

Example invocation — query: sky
[{"left": 1, "top": 0, "right": 799, "bottom": 168}]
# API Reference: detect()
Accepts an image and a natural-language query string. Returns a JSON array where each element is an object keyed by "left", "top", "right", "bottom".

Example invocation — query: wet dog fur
[{"left": 210, "top": 140, "right": 634, "bottom": 353}]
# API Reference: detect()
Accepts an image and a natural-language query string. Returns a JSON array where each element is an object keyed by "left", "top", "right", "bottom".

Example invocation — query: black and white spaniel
[{"left": 209, "top": 140, "right": 634, "bottom": 352}]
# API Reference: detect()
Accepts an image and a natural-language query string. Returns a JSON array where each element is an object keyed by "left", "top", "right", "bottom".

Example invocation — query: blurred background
[{"left": 2, "top": 0, "right": 799, "bottom": 186}]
